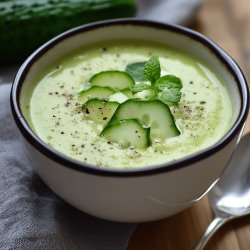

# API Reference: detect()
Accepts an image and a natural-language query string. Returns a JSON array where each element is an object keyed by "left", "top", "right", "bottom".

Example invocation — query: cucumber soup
[{"left": 28, "top": 42, "right": 233, "bottom": 169}]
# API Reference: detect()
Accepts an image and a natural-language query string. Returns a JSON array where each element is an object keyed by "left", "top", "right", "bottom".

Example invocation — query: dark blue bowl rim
[{"left": 10, "top": 18, "right": 249, "bottom": 177}]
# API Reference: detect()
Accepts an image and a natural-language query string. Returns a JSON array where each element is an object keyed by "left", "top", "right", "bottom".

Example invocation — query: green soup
[{"left": 28, "top": 41, "right": 233, "bottom": 169}]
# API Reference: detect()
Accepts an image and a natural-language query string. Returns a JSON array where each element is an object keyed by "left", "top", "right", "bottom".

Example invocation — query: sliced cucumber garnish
[
  {"left": 110, "top": 99, "right": 180, "bottom": 140},
  {"left": 81, "top": 56, "right": 182, "bottom": 150},
  {"left": 89, "top": 70, "right": 135, "bottom": 90},
  {"left": 101, "top": 119, "right": 151, "bottom": 149},
  {"left": 83, "top": 99, "right": 119, "bottom": 127},
  {"left": 78, "top": 86, "right": 115, "bottom": 103}
]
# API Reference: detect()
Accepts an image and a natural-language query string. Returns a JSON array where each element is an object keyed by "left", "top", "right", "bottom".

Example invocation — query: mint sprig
[{"left": 127, "top": 56, "right": 182, "bottom": 104}]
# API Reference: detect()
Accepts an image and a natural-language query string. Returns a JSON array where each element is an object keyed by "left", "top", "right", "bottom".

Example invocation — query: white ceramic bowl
[{"left": 11, "top": 19, "right": 249, "bottom": 222}]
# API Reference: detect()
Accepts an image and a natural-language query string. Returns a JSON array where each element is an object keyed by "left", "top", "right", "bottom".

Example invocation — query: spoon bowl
[
  {"left": 192, "top": 132, "right": 250, "bottom": 249},
  {"left": 209, "top": 132, "right": 250, "bottom": 217}
]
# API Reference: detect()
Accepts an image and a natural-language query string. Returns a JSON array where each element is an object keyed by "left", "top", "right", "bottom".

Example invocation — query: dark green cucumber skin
[{"left": 0, "top": 0, "right": 136, "bottom": 62}]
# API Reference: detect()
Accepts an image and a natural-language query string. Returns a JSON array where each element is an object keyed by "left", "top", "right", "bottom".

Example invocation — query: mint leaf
[
  {"left": 155, "top": 75, "right": 182, "bottom": 104},
  {"left": 160, "top": 88, "right": 182, "bottom": 104},
  {"left": 154, "top": 82, "right": 168, "bottom": 91},
  {"left": 126, "top": 62, "right": 145, "bottom": 82},
  {"left": 143, "top": 56, "right": 161, "bottom": 84},
  {"left": 155, "top": 75, "right": 183, "bottom": 91},
  {"left": 131, "top": 83, "right": 151, "bottom": 94}
]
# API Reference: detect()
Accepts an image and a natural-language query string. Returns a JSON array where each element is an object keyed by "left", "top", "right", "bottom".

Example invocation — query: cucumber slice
[
  {"left": 89, "top": 71, "right": 135, "bottom": 90},
  {"left": 78, "top": 86, "right": 115, "bottom": 103},
  {"left": 83, "top": 99, "right": 119, "bottom": 127},
  {"left": 110, "top": 99, "right": 180, "bottom": 140},
  {"left": 101, "top": 119, "right": 151, "bottom": 149}
]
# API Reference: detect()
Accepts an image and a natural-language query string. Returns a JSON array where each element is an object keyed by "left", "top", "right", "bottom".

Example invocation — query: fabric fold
[{"left": 0, "top": 84, "right": 135, "bottom": 250}]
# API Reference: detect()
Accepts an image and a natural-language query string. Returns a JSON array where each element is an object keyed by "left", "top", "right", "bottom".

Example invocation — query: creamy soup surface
[{"left": 29, "top": 41, "right": 233, "bottom": 169}]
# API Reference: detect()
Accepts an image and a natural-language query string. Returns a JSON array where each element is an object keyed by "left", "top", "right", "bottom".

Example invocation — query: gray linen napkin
[{"left": 0, "top": 84, "right": 135, "bottom": 250}]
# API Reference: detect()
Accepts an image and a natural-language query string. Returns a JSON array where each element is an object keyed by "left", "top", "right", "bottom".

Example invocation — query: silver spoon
[{"left": 192, "top": 132, "right": 250, "bottom": 250}]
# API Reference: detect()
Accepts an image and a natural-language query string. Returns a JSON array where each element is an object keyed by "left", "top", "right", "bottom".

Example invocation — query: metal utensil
[{"left": 192, "top": 132, "right": 250, "bottom": 249}]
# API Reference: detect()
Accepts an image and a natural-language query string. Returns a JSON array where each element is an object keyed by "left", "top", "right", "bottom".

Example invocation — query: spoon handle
[{"left": 191, "top": 216, "right": 226, "bottom": 250}]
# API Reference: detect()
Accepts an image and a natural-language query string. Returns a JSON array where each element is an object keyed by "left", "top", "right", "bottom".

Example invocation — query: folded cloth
[{"left": 0, "top": 84, "right": 135, "bottom": 250}]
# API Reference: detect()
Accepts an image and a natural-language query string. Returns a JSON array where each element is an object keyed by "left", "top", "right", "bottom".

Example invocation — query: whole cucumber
[{"left": 0, "top": 0, "right": 136, "bottom": 62}]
